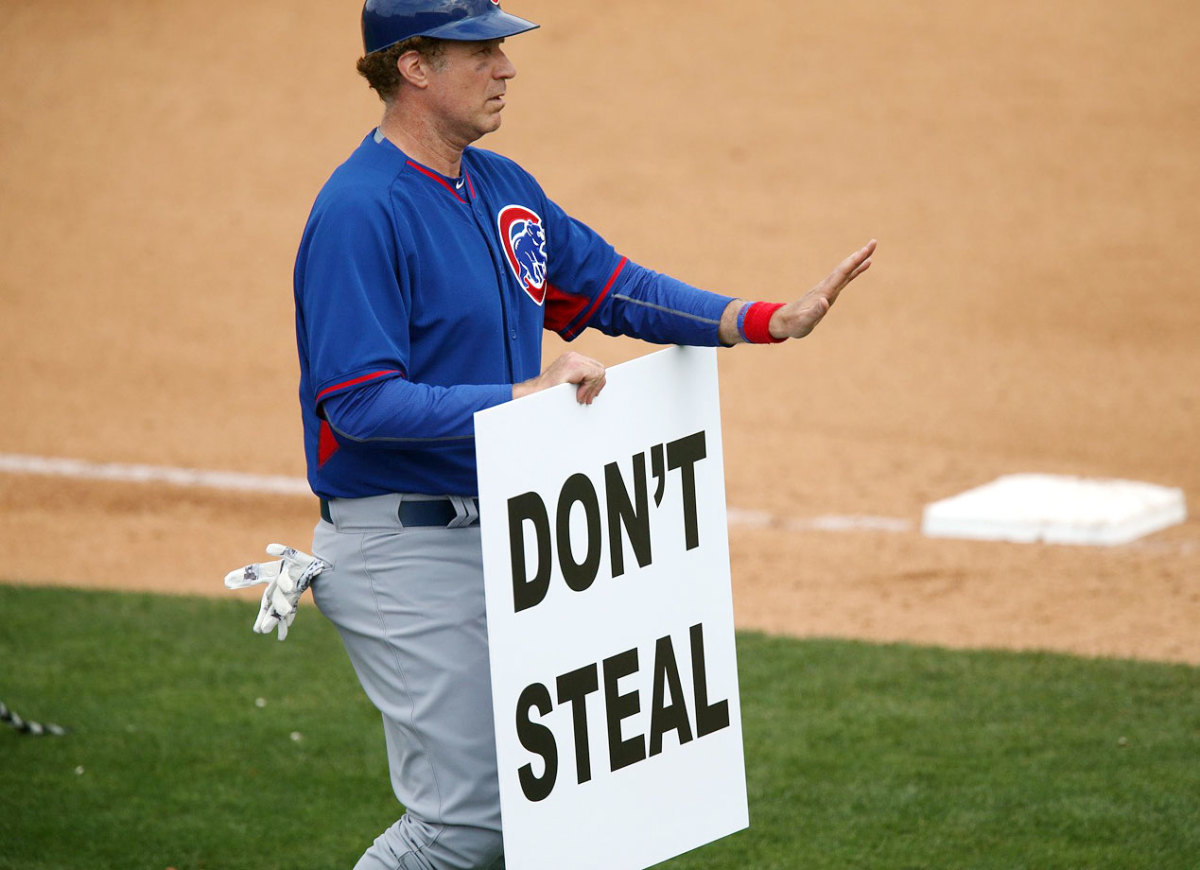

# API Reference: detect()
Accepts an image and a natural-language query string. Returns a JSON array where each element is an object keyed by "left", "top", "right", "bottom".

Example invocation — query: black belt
[{"left": 320, "top": 497, "right": 479, "bottom": 528}]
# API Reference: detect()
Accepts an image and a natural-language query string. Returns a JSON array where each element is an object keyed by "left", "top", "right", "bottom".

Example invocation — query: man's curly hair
[{"left": 356, "top": 36, "right": 445, "bottom": 101}]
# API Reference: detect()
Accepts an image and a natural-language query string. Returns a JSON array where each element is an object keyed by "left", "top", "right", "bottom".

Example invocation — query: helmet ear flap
[{"left": 362, "top": 0, "right": 538, "bottom": 55}]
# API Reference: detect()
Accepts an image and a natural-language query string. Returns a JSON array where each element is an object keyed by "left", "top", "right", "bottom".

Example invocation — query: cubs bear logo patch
[{"left": 497, "top": 204, "right": 548, "bottom": 305}]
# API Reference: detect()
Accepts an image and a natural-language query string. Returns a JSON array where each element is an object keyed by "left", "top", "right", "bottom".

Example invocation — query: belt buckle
[
  {"left": 395, "top": 496, "right": 479, "bottom": 529},
  {"left": 445, "top": 495, "right": 479, "bottom": 529}
]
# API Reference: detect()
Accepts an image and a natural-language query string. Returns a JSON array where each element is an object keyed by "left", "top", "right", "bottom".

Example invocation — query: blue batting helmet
[{"left": 362, "top": 0, "right": 539, "bottom": 54}]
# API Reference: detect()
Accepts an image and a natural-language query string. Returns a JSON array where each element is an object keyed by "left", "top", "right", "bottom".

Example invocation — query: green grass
[{"left": 2, "top": 585, "right": 1198, "bottom": 870}]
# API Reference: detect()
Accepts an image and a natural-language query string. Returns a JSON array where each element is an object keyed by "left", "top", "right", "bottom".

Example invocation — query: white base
[{"left": 921, "top": 474, "right": 1187, "bottom": 546}]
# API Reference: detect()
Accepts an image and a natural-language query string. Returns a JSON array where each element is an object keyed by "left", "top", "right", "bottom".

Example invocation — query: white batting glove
[{"left": 224, "top": 544, "right": 329, "bottom": 641}]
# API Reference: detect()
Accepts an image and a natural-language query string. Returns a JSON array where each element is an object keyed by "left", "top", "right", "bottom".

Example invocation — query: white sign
[{"left": 475, "top": 346, "right": 748, "bottom": 870}]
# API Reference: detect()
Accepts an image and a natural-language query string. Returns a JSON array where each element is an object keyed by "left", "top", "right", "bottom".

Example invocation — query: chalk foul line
[
  {"left": 0, "top": 453, "right": 912, "bottom": 533},
  {"left": 725, "top": 507, "right": 912, "bottom": 533},
  {"left": 0, "top": 453, "right": 311, "bottom": 496}
]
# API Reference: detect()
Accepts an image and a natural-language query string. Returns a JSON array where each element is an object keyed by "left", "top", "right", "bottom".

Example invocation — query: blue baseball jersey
[{"left": 295, "top": 130, "right": 734, "bottom": 498}]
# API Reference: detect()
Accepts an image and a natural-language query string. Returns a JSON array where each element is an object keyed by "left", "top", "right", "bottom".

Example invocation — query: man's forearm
[{"left": 718, "top": 299, "right": 745, "bottom": 346}]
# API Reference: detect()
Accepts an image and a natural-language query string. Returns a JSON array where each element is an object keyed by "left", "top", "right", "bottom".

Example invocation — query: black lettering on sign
[
  {"left": 604, "top": 453, "right": 652, "bottom": 578},
  {"left": 512, "top": 621, "right": 734, "bottom": 802},
  {"left": 556, "top": 664, "right": 600, "bottom": 785},
  {"left": 506, "top": 430, "right": 710, "bottom": 614},
  {"left": 508, "top": 492, "right": 551, "bottom": 613},
  {"left": 603, "top": 648, "right": 646, "bottom": 772},
  {"left": 667, "top": 431, "right": 707, "bottom": 551},
  {"left": 648, "top": 633, "right": 694, "bottom": 756},
  {"left": 690, "top": 623, "right": 731, "bottom": 738},
  {"left": 515, "top": 683, "right": 558, "bottom": 802},
  {"left": 555, "top": 473, "right": 603, "bottom": 593},
  {"left": 651, "top": 442, "right": 667, "bottom": 506}
]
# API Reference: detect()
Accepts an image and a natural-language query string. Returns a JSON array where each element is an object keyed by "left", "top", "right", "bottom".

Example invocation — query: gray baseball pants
[{"left": 310, "top": 494, "right": 505, "bottom": 870}]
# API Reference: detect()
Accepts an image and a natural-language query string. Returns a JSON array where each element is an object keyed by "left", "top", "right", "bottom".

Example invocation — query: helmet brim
[{"left": 423, "top": 10, "right": 538, "bottom": 41}]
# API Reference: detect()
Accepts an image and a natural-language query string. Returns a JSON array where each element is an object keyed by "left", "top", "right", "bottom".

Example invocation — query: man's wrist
[
  {"left": 735, "top": 302, "right": 752, "bottom": 342},
  {"left": 739, "top": 302, "right": 787, "bottom": 344}
]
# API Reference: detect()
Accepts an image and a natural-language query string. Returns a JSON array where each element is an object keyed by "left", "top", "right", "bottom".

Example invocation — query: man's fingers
[
  {"left": 846, "top": 257, "right": 872, "bottom": 283},
  {"left": 849, "top": 239, "right": 877, "bottom": 267},
  {"left": 575, "top": 370, "right": 607, "bottom": 404},
  {"left": 565, "top": 354, "right": 604, "bottom": 383},
  {"left": 548, "top": 351, "right": 605, "bottom": 403},
  {"left": 772, "top": 240, "right": 876, "bottom": 340},
  {"left": 514, "top": 351, "right": 609, "bottom": 401},
  {"left": 821, "top": 239, "right": 877, "bottom": 300},
  {"left": 834, "top": 240, "right": 876, "bottom": 281}
]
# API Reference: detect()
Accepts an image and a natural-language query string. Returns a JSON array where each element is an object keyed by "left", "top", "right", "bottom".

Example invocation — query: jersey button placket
[{"left": 468, "top": 180, "right": 520, "bottom": 382}]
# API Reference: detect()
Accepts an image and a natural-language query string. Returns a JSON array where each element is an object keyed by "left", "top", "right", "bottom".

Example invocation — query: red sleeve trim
[
  {"left": 315, "top": 369, "right": 402, "bottom": 403},
  {"left": 559, "top": 257, "right": 628, "bottom": 341}
]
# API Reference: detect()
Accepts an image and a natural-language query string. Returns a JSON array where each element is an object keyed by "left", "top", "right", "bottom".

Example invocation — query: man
[{"left": 258, "top": 2, "right": 873, "bottom": 868}]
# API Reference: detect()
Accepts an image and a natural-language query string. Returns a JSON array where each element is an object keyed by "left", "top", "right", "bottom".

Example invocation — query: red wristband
[{"left": 740, "top": 302, "right": 786, "bottom": 344}]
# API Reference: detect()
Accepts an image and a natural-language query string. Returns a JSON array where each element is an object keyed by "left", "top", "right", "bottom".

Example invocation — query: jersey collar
[
  {"left": 372, "top": 128, "right": 476, "bottom": 204},
  {"left": 405, "top": 159, "right": 476, "bottom": 204}
]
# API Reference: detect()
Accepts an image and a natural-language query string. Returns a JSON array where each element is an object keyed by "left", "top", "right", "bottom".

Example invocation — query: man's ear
[{"left": 396, "top": 50, "right": 432, "bottom": 89}]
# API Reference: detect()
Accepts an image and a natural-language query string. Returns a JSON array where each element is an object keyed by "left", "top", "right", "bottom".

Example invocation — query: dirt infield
[{"left": 2, "top": 0, "right": 1197, "bottom": 663}]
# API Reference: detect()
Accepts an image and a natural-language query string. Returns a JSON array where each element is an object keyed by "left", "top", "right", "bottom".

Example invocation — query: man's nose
[{"left": 496, "top": 49, "right": 516, "bottom": 79}]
